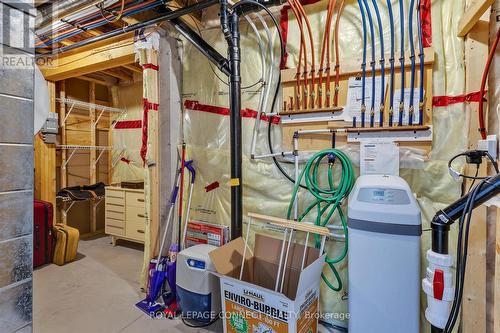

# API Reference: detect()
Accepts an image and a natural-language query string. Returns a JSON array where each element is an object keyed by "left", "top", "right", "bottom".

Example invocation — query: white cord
[{"left": 251, "top": 14, "right": 277, "bottom": 157}]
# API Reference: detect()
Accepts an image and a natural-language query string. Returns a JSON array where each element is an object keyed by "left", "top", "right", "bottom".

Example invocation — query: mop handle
[
  {"left": 156, "top": 169, "right": 181, "bottom": 269},
  {"left": 181, "top": 161, "right": 196, "bottom": 250}
]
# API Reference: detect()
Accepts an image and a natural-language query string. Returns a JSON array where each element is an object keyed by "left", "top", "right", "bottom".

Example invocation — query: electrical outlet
[{"left": 478, "top": 134, "right": 498, "bottom": 160}]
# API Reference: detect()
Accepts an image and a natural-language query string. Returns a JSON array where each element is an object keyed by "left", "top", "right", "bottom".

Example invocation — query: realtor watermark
[
  {"left": 0, "top": 1, "right": 55, "bottom": 69},
  {"left": 152, "top": 309, "right": 351, "bottom": 322}
]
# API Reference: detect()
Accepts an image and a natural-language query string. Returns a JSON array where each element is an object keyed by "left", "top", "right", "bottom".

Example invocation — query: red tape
[
  {"left": 140, "top": 101, "right": 148, "bottom": 164},
  {"left": 142, "top": 63, "right": 159, "bottom": 71},
  {"left": 205, "top": 181, "right": 220, "bottom": 192},
  {"left": 120, "top": 157, "right": 131, "bottom": 164},
  {"left": 421, "top": 0, "right": 432, "bottom": 48},
  {"left": 140, "top": 98, "right": 159, "bottom": 164},
  {"left": 143, "top": 98, "right": 159, "bottom": 111},
  {"left": 432, "top": 91, "right": 484, "bottom": 107},
  {"left": 184, "top": 100, "right": 280, "bottom": 124},
  {"left": 280, "top": 7, "right": 289, "bottom": 69},
  {"left": 114, "top": 120, "right": 142, "bottom": 129}
]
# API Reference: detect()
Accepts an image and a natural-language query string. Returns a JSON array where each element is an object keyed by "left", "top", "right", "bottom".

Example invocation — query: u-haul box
[{"left": 209, "top": 233, "right": 326, "bottom": 333}]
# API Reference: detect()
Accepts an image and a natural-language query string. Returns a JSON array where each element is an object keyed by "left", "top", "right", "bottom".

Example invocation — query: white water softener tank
[{"left": 348, "top": 175, "right": 421, "bottom": 333}]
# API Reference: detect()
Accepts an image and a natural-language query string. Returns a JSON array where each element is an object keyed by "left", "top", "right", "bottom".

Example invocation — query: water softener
[{"left": 348, "top": 175, "right": 421, "bottom": 333}]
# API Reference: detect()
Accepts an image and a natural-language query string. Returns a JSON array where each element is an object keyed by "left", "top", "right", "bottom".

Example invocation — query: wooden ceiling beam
[
  {"left": 123, "top": 64, "right": 143, "bottom": 73},
  {"left": 39, "top": 38, "right": 136, "bottom": 81},
  {"left": 78, "top": 74, "right": 118, "bottom": 87},
  {"left": 458, "top": 0, "right": 494, "bottom": 37},
  {"left": 102, "top": 68, "right": 134, "bottom": 81}
]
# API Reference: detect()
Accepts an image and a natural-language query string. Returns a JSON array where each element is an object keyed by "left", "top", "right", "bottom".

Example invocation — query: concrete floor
[
  {"left": 33, "top": 235, "right": 340, "bottom": 333},
  {"left": 33, "top": 235, "right": 220, "bottom": 333}
]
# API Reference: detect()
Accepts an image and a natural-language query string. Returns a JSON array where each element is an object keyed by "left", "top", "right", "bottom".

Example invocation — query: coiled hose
[{"left": 286, "top": 149, "right": 355, "bottom": 291}]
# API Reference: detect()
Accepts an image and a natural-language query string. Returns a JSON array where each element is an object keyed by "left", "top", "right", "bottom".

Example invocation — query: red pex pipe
[{"left": 478, "top": 26, "right": 500, "bottom": 140}]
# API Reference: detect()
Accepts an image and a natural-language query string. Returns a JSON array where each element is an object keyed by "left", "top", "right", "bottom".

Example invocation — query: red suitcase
[{"left": 33, "top": 200, "right": 54, "bottom": 268}]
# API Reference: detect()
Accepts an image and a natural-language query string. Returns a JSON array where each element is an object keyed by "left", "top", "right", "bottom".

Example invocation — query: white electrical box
[
  {"left": 348, "top": 175, "right": 421, "bottom": 333},
  {"left": 478, "top": 134, "right": 498, "bottom": 160}
]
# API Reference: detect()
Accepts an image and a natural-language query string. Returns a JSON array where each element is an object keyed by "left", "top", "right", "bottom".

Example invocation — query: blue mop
[{"left": 135, "top": 167, "right": 181, "bottom": 317}]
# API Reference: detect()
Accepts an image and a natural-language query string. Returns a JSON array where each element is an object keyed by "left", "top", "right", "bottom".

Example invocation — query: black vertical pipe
[
  {"left": 431, "top": 326, "right": 443, "bottom": 333},
  {"left": 229, "top": 12, "right": 243, "bottom": 239},
  {"left": 429, "top": 174, "right": 500, "bottom": 332},
  {"left": 431, "top": 221, "right": 449, "bottom": 254}
]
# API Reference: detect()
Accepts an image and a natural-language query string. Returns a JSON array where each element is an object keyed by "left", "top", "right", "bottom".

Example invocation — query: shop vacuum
[
  {"left": 176, "top": 244, "right": 221, "bottom": 327},
  {"left": 348, "top": 175, "right": 421, "bottom": 333}
]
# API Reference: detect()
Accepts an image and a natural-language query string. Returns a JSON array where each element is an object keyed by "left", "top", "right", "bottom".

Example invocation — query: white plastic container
[{"left": 348, "top": 175, "right": 421, "bottom": 333}]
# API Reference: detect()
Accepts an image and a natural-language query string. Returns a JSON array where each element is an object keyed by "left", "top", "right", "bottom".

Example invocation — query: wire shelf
[
  {"left": 57, "top": 145, "right": 113, "bottom": 150},
  {"left": 56, "top": 97, "right": 123, "bottom": 114}
]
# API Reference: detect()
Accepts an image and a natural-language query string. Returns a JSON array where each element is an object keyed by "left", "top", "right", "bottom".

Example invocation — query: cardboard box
[
  {"left": 185, "top": 220, "right": 229, "bottom": 248},
  {"left": 209, "top": 234, "right": 326, "bottom": 333}
]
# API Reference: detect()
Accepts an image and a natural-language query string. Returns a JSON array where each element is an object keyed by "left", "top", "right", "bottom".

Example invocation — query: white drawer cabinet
[{"left": 105, "top": 186, "right": 146, "bottom": 245}]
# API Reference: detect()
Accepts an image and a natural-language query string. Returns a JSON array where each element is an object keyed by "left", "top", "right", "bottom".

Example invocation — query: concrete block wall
[{"left": 0, "top": 1, "right": 35, "bottom": 332}]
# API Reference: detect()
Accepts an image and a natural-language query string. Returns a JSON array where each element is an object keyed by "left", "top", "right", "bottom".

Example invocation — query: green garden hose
[{"left": 287, "top": 148, "right": 355, "bottom": 291}]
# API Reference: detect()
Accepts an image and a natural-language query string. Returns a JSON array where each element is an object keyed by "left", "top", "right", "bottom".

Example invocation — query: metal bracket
[
  {"left": 62, "top": 149, "right": 77, "bottom": 169},
  {"left": 63, "top": 100, "right": 76, "bottom": 123}
]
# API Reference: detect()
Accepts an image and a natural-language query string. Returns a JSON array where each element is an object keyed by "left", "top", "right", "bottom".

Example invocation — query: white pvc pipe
[
  {"left": 258, "top": 14, "right": 275, "bottom": 117},
  {"left": 251, "top": 14, "right": 277, "bottom": 157},
  {"left": 293, "top": 136, "right": 299, "bottom": 220},
  {"left": 253, "top": 151, "right": 294, "bottom": 159},
  {"left": 297, "top": 129, "right": 334, "bottom": 135},
  {"left": 248, "top": 14, "right": 267, "bottom": 157}
]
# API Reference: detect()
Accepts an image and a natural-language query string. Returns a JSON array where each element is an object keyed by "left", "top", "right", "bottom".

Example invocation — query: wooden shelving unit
[{"left": 57, "top": 80, "right": 123, "bottom": 232}]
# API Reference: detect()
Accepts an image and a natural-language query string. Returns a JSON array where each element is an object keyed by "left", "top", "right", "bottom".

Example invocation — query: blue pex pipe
[
  {"left": 408, "top": 0, "right": 416, "bottom": 126},
  {"left": 357, "top": 0, "right": 368, "bottom": 128},
  {"left": 362, "top": 0, "right": 375, "bottom": 128},
  {"left": 417, "top": 0, "right": 425, "bottom": 125},
  {"left": 387, "top": 0, "right": 395, "bottom": 127},
  {"left": 371, "top": 0, "right": 385, "bottom": 127},
  {"left": 398, "top": 0, "right": 405, "bottom": 126}
]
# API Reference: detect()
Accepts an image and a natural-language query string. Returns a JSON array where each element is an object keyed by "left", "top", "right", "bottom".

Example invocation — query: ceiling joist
[{"left": 40, "top": 39, "right": 136, "bottom": 81}]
